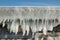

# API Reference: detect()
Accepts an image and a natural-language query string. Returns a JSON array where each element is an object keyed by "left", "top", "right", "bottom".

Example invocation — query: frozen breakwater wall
[
  {"left": 0, "top": 6, "right": 60, "bottom": 39},
  {"left": 0, "top": 6, "right": 60, "bottom": 19}
]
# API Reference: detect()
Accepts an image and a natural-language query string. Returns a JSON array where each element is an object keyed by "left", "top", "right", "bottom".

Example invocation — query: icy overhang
[
  {"left": 0, "top": 6, "right": 60, "bottom": 35},
  {"left": 0, "top": 6, "right": 60, "bottom": 20}
]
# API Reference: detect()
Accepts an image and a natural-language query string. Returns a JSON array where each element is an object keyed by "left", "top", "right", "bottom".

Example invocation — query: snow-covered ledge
[{"left": 0, "top": 6, "right": 60, "bottom": 36}]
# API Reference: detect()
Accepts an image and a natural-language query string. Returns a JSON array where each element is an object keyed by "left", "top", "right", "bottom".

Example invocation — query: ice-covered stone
[{"left": 0, "top": 6, "right": 60, "bottom": 36}]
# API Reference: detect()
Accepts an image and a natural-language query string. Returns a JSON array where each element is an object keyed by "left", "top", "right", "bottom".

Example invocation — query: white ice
[{"left": 2, "top": 19, "right": 6, "bottom": 27}]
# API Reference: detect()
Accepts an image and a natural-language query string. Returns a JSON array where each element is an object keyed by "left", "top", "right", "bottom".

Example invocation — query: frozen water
[
  {"left": 0, "top": 7, "right": 60, "bottom": 37},
  {"left": 21, "top": 20, "right": 26, "bottom": 36},
  {"left": 10, "top": 19, "right": 20, "bottom": 34},
  {"left": 2, "top": 19, "right": 6, "bottom": 27}
]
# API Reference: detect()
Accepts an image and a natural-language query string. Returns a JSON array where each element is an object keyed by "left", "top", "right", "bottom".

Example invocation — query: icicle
[
  {"left": 34, "top": 19, "right": 37, "bottom": 32},
  {"left": 35, "top": 19, "right": 38, "bottom": 31},
  {"left": 38, "top": 19, "right": 43, "bottom": 31},
  {"left": 21, "top": 20, "right": 26, "bottom": 36},
  {"left": 54, "top": 19, "right": 59, "bottom": 27},
  {"left": 32, "top": 19, "right": 37, "bottom": 38},
  {"left": 26, "top": 24, "right": 29, "bottom": 36},
  {"left": 10, "top": 20, "right": 15, "bottom": 33},
  {"left": 43, "top": 20, "right": 47, "bottom": 35},
  {"left": 43, "top": 26, "right": 47, "bottom": 35},
  {"left": 10, "top": 19, "right": 19, "bottom": 34},
  {"left": 7, "top": 19, "right": 12, "bottom": 30},
  {"left": 53, "top": 19, "right": 55, "bottom": 27},
  {"left": 25, "top": 19, "right": 30, "bottom": 36},
  {"left": 29, "top": 19, "right": 35, "bottom": 38},
  {"left": 49, "top": 20, "right": 53, "bottom": 31},
  {"left": 15, "top": 19, "right": 20, "bottom": 34},
  {"left": 15, "top": 22, "right": 19, "bottom": 34},
  {"left": 2, "top": 19, "right": 6, "bottom": 27}
]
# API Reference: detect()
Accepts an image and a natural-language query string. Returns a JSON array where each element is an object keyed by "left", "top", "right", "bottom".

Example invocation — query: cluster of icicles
[{"left": 0, "top": 18, "right": 59, "bottom": 36}]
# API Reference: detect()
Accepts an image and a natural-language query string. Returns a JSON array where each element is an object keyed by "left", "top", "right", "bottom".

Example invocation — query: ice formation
[
  {"left": 0, "top": 6, "right": 60, "bottom": 36},
  {"left": 21, "top": 20, "right": 26, "bottom": 36},
  {"left": 2, "top": 19, "right": 7, "bottom": 27}
]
